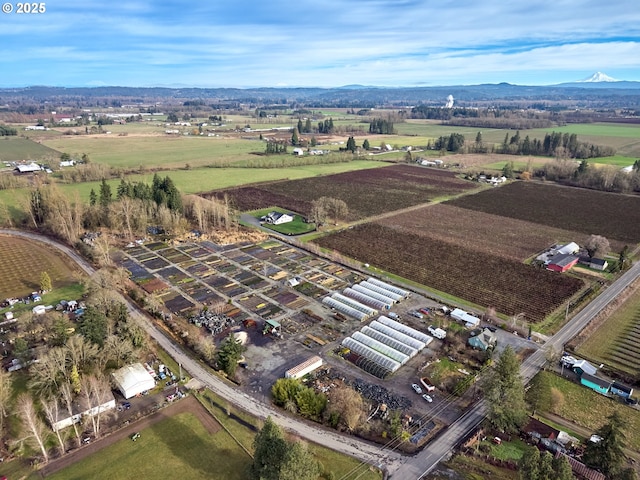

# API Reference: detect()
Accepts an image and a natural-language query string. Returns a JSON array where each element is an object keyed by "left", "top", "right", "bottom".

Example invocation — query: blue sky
[{"left": 1, "top": 0, "right": 639, "bottom": 87}]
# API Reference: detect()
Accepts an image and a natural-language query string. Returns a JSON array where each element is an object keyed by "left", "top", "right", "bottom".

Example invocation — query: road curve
[{"left": 0, "top": 229, "right": 401, "bottom": 473}]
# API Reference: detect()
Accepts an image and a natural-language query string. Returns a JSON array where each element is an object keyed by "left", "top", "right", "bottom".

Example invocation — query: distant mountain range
[{"left": 1, "top": 73, "right": 640, "bottom": 106}]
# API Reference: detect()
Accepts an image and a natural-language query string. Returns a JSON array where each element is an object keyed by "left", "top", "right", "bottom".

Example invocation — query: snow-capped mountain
[{"left": 578, "top": 72, "right": 618, "bottom": 83}]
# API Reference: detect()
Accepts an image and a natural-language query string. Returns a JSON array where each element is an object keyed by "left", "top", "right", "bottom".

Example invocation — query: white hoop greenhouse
[
  {"left": 368, "top": 320, "right": 426, "bottom": 350},
  {"left": 367, "top": 278, "right": 409, "bottom": 298},
  {"left": 343, "top": 288, "right": 391, "bottom": 310},
  {"left": 352, "top": 284, "right": 398, "bottom": 305},
  {"left": 359, "top": 281, "right": 404, "bottom": 302}
]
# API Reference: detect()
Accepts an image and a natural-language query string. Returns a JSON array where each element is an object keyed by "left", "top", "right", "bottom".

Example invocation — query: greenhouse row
[
  {"left": 367, "top": 277, "right": 409, "bottom": 299},
  {"left": 322, "top": 297, "right": 369, "bottom": 322},
  {"left": 343, "top": 287, "right": 391, "bottom": 311},
  {"left": 332, "top": 293, "right": 378, "bottom": 317},
  {"left": 358, "top": 281, "right": 403, "bottom": 303},
  {"left": 341, "top": 315, "right": 433, "bottom": 378},
  {"left": 352, "top": 283, "right": 398, "bottom": 306}
]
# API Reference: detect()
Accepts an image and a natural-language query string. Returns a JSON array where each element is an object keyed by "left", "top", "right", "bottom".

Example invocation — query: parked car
[
  {"left": 131, "top": 432, "right": 141, "bottom": 441},
  {"left": 411, "top": 383, "right": 423, "bottom": 394},
  {"left": 422, "top": 394, "right": 433, "bottom": 403},
  {"left": 387, "top": 312, "right": 400, "bottom": 320},
  {"left": 410, "top": 311, "right": 424, "bottom": 319},
  {"left": 419, "top": 308, "right": 430, "bottom": 316},
  {"left": 122, "top": 401, "right": 131, "bottom": 410}
]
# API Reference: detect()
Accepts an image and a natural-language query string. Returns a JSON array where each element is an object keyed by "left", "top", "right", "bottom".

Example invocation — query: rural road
[
  {"left": 5, "top": 229, "right": 640, "bottom": 479},
  {"left": 0, "top": 229, "right": 402, "bottom": 474},
  {"left": 389, "top": 259, "right": 640, "bottom": 479}
]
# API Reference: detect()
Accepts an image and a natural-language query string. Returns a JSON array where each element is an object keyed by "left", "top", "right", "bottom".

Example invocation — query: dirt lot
[{"left": 40, "top": 395, "right": 219, "bottom": 477}]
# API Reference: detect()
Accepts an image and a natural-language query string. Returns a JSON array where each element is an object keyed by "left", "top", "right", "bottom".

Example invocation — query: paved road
[
  {"left": 7, "top": 229, "right": 640, "bottom": 479},
  {"left": 389, "top": 260, "right": 640, "bottom": 479},
  {"left": 0, "top": 229, "right": 402, "bottom": 473}
]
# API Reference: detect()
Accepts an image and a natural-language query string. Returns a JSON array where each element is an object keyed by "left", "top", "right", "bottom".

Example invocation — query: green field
[
  {"left": 0, "top": 136, "right": 61, "bottom": 162},
  {"left": 46, "top": 412, "right": 251, "bottom": 480},
  {"left": 0, "top": 161, "right": 385, "bottom": 217},
  {"left": 577, "top": 286, "right": 640, "bottom": 376},
  {"left": 540, "top": 371, "right": 640, "bottom": 451}
]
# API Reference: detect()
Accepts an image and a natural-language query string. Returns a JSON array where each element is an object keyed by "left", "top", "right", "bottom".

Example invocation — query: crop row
[
  {"left": 448, "top": 182, "right": 640, "bottom": 244},
  {"left": 315, "top": 223, "right": 583, "bottom": 323},
  {"left": 207, "top": 165, "right": 475, "bottom": 220}
]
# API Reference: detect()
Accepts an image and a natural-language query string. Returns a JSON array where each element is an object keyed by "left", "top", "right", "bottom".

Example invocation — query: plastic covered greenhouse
[
  {"left": 352, "top": 331, "right": 409, "bottom": 364},
  {"left": 367, "top": 278, "right": 409, "bottom": 298},
  {"left": 322, "top": 297, "right": 368, "bottom": 321},
  {"left": 343, "top": 288, "right": 391, "bottom": 310},
  {"left": 377, "top": 316, "right": 433, "bottom": 345},
  {"left": 352, "top": 284, "right": 398, "bottom": 305},
  {"left": 368, "top": 320, "right": 426, "bottom": 351},
  {"left": 360, "top": 326, "right": 418, "bottom": 358},
  {"left": 342, "top": 336, "right": 401, "bottom": 374},
  {"left": 332, "top": 293, "right": 378, "bottom": 316},
  {"left": 359, "top": 281, "right": 404, "bottom": 302}
]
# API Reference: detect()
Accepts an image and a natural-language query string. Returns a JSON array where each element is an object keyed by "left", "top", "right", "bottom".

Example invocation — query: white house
[
  {"left": 292, "top": 148, "right": 304, "bottom": 156},
  {"left": 112, "top": 363, "right": 156, "bottom": 399},
  {"left": 264, "top": 211, "right": 294, "bottom": 225}
]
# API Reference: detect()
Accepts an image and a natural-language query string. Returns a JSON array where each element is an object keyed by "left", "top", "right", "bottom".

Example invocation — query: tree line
[
  {"left": 499, "top": 130, "right": 615, "bottom": 159},
  {"left": 0, "top": 124, "right": 17, "bottom": 135}
]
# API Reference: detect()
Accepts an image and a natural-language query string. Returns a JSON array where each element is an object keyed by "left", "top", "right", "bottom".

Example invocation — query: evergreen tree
[
  {"left": 77, "top": 306, "right": 108, "bottom": 347},
  {"left": 552, "top": 455, "right": 574, "bottom": 480},
  {"left": 99, "top": 179, "right": 112, "bottom": 207},
  {"left": 583, "top": 411, "right": 628, "bottom": 477},
  {"left": 279, "top": 442, "right": 320, "bottom": 480},
  {"left": 251, "top": 417, "right": 288, "bottom": 480},
  {"left": 483, "top": 346, "right": 527, "bottom": 433},
  {"left": 216, "top": 334, "right": 244, "bottom": 377},
  {"left": 297, "top": 119, "right": 303, "bottom": 135},
  {"left": 291, "top": 127, "right": 300, "bottom": 146},
  {"left": 362, "top": 139, "right": 370, "bottom": 150},
  {"left": 39, "top": 271, "right": 52, "bottom": 292},
  {"left": 519, "top": 445, "right": 540, "bottom": 480},
  {"left": 304, "top": 118, "right": 312, "bottom": 134},
  {"left": 89, "top": 188, "right": 97, "bottom": 207},
  {"left": 538, "top": 451, "right": 554, "bottom": 480},
  {"left": 346, "top": 136, "right": 357, "bottom": 153},
  {"left": 502, "top": 161, "right": 515, "bottom": 179},
  {"left": 526, "top": 372, "right": 552, "bottom": 415}
]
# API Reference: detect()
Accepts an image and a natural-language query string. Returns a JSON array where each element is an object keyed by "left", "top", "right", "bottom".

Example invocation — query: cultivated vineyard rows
[{"left": 315, "top": 223, "right": 583, "bottom": 322}]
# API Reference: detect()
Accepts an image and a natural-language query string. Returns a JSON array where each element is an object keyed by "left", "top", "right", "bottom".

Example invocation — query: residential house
[
  {"left": 468, "top": 328, "right": 497, "bottom": 351},
  {"left": 580, "top": 372, "right": 611, "bottom": 395},
  {"left": 611, "top": 381, "right": 634, "bottom": 399},
  {"left": 263, "top": 211, "right": 294, "bottom": 225}
]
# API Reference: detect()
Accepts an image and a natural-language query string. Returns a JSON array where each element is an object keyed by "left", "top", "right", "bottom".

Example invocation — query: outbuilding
[
  {"left": 547, "top": 254, "right": 579, "bottom": 273},
  {"left": 451, "top": 308, "right": 480, "bottom": 328},
  {"left": 112, "top": 363, "right": 156, "bottom": 399},
  {"left": 580, "top": 372, "right": 611, "bottom": 395},
  {"left": 285, "top": 356, "right": 323, "bottom": 379}
]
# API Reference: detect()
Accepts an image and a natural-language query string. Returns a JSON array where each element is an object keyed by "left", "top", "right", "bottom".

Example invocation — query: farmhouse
[
  {"left": 112, "top": 363, "right": 156, "bottom": 399},
  {"left": 547, "top": 254, "right": 579, "bottom": 273},
  {"left": 578, "top": 256, "right": 609, "bottom": 271},
  {"left": 579, "top": 372, "right": 611, "bottom": 395},
  {"left": 263, "top": 211, "right": 294, "bottom": 225},
  {"left": 611, "top": 381, "right": 634, "bottom": 399},
  {"left": 468, "top": 328, "right": 497, "bottom": 351}
]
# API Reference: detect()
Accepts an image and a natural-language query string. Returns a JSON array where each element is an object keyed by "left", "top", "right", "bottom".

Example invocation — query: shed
[
  {"left": 580, "top": 373, "right": 611, "bottom": 395},
  {"left": 451, "top": 308, "right": 480, "bottom": 328},
  {"left": 611, "top": 381, "right": 633, "bottom": 399},
  {"left": 285, "top": 356, "right": 323, "bottom": 379},
  {"left": 547, "top": 254, "right": 579, "bottom": 273},
  {"left": 112, "top": 363, "right": 156, "bottom": 399},
  {"left": 555, "top": 242, "right": 580, "bottom": 255}
]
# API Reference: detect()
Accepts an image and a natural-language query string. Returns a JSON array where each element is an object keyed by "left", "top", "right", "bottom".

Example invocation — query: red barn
[{"left": 547, "top": 253, "right": 579, "bottom": 273}]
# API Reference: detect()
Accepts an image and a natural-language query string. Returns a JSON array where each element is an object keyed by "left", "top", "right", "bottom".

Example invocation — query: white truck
[{"left": 428, "top": 325, "right": 446, "bottom": 340}]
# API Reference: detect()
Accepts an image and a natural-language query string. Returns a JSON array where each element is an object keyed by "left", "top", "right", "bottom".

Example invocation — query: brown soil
[{"left": 39, "top": 395, "right": 220, "bottom": 477}]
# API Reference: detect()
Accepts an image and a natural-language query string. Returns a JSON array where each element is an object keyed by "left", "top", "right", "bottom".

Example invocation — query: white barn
[{"left": 112, "top": 363, "right": 156, "bottom": 399}]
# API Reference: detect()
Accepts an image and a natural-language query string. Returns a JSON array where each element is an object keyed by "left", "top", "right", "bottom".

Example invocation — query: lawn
[
  {"left": 46, "top": 412, "right": 251, "bottom": 480},
  {"left": 577, "top": 286, "right": 640, "bottom": 376},
  {"left": 540, "top": 371, "right": 640, "bottom": 451},
  {"left": 251, "top": 208, "right": 316, "bottom": 235},
  {"left": 0, "top": 136, "right": 60, "bottom": 162},
  {"left": 481, "top": 438, "right": 528, "bottom": 461}
]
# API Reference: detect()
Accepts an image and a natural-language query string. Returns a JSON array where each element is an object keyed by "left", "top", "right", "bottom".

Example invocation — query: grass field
[
  {"left": 0, "top": 161, "right": 385, "bottom": 216},
  {"left": 0, "top": 136, "right": 60, "bottom": 162},
  {"left": 540, "top": 371, "right": 640, "bottom": 451},
  {"left": 0, "top": 235, "right": 85, "bottom": 297},
  {"left": 577, "top": 285, "right": 640, "bottom": 376},
  {"left": 46, "top": 412, "right": 251, "bottom": 480},
  {"left": 251, "top": 207, "right": 316, "bottom": 235}
]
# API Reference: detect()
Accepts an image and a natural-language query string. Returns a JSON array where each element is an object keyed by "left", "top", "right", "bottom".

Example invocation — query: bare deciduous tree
[
  {"left": 80, "top": 375, "right": 112, "bottom": 438},
  {"left": 0, "top": 369, "right": 11, "bottom": 436},
  {"left": 60, "top": 382, "right": 82, "bottom": 447},
  {"left": 585, "top": 235, "right": 610, "bottom": 258},
  {"left": 16, "top": 394, "right": 49, "bottom": 463},
  {"left": 327, "top": 385, "right": 366, "bottom": 432},
  {"left": 41, "top": 396, "right": 66, "bottom": 454}
]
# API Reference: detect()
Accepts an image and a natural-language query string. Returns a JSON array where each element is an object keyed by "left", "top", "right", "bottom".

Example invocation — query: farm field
[
  {"left": 46, "top": 412, "right": 250, "bottom": 480},
  {"left": 314, "top": 222, "right": 583, "bottom": 322},
  {"left": 382, "top": 204, "right": 596, "bottom": 261},
  {"left": 577, "top": 284, "right": 640, "bottom": 377},
  {"left": 447, "top": 182, "right": 640, "bottom": 244},
  {"left": 0, "top": 234, "right": 84, "bottom": 297},
  {"left": 41, "top": 134, "right": 264, "bottom": 169},
  {"left": 0, "top": 136, "right": 60, "bottom": 162},
  {"left": 538, "top": 371, "right": 640, "bottom": 452},
  {"left": 211, "top": 164, "right": 477, "bottom": 220},
  {"left": 0, "top": 161, "right": 385, "bottom": 215}
]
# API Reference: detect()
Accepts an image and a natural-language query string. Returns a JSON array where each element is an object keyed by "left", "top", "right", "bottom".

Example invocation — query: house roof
[
  {"left": 590, "top": 258, "right": 607, "bottom": 266},
  {"left": 523, "top": 416, "right": 560, "bottom": 440},
  {"left": 549, "top": 253, "right": 579, "bottom": 268},
  {"left": 581, "top": 372, "right": 611, "bottom": 390},
  {"left": 612, "top": 381, "right": 633, "bottom": 394},
  {"left": 572, "top": 359, "right": 597, "bottom": 376}
]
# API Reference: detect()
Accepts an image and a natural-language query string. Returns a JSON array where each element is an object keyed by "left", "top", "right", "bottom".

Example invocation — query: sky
[{"left": 1, "top": 0, "right": 640, "bottom": 88}]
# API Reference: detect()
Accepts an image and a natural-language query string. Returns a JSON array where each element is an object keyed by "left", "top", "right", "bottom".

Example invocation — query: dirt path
[{"left": 39, "top": 395, "right": 220, "bottom": 477}]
